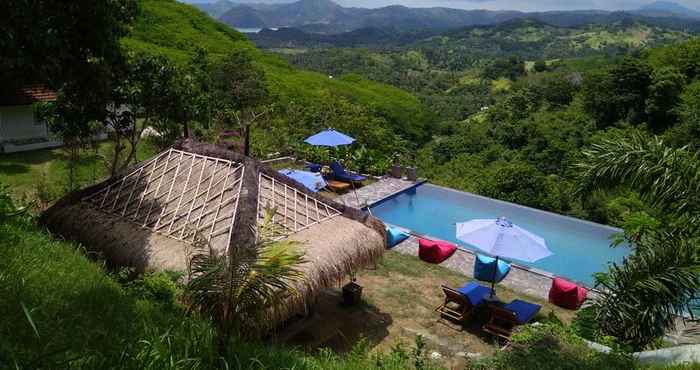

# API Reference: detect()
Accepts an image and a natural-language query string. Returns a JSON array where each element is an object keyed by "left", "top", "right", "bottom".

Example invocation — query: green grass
[{"left": 0, "top": 142, "right": 158, "bottom": 200}]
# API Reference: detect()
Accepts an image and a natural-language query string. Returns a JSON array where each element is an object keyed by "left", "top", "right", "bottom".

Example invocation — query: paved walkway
[{"left": 336, "top": 177, "right": 417, "bottom": 209}]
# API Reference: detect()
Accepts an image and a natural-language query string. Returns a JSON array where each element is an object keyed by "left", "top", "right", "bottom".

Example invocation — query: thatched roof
[{"left": 42, "top": 139, "right": 386, "bottom": 322}]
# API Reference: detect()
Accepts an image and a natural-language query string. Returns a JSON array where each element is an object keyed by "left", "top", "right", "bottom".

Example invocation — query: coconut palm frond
[
  {"left": 185, "top": 208, "right": 306, "bottom": 339},
  {"left": 593, "top": 231, "right": 700, "bottom": 350},
  {"left": 576, "top": 133, "right": 700, "bottom": 219}
]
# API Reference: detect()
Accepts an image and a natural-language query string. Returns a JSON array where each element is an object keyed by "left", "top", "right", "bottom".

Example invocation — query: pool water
[{"left": 370, "top": 183, "right": 629, "bottom": 286}]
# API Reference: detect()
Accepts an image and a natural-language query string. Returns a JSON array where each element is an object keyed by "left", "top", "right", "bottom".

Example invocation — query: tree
[
  {"left": 533, "top": 60, "right": 548, "bottom": 73},
  {"left": 0, "top": 0, "right": 136, "bottom": 88},
  {"left": 577, "top": 133, "right": 700, "bottom": 225},
  {"left": 576, "top": 132, "right": 700, "bottom": 349},
  {"left": 665, "top": 80, "right": 700, "bottom": 150},
  {"left": 185, "top": 209, "right": 305, "bottom": 351},
  {"left": 581, "top": 58, "right": 652, "bottom": 128},
  {"left": 211, "top": 50, "right": 271, "bottom": 156},
  {"left": 645, "top": 67, "right": 685, "bottom": 132},
  {"left": 590, "top": 230, "right": 700, "bottom": 350},
  {"left": 478, "top": 161, "right": 550, "bottom": 209}
]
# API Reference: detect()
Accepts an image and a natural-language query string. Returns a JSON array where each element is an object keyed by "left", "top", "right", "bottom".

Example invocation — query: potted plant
[
  {"left": 390, "top": 152, "right": 402, "bottom": 178},
  {"left": 405, "top": 155, "right": 417, "bottom": 181},
  {"left": 342, "top": 278, "right": 363, "bottom": 306}
]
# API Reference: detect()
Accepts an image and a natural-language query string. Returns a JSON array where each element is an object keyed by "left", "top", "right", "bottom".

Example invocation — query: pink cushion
[
  {"left": 549, "top": 277, "right": 587, "bottom": 310},
  {"left": 418, "top": 238, "right": 457, "bottom": 264}
]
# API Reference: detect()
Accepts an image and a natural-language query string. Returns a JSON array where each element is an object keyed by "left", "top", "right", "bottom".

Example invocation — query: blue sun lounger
[
  {"left": 278, "top": 169, "right": 327, "bottom": 192},
  {"left": 483, "top": 299, "right": 541, "bottom": 340},
  {"left": 330, "top": 161, "right": 366, "bottom": 183},
  {"left": 435, "top": 282, "right": 491, "bottom": 325}
]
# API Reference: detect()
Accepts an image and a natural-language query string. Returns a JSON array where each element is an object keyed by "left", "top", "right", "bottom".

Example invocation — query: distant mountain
[
  {"left": 635, "top": 1, "right": 700, "bottom": 19},
  {"left": 193, "top": 0, "right": 235, "bottom": 18},
  {"left": 216, "top": 0, "right": 700, "bottom": 34},
  {"left": 218, "top": 0, "right": 521, "bottom": 33},
  {"left": 253, "top": 18, "right": 693, "bottom": 59}
]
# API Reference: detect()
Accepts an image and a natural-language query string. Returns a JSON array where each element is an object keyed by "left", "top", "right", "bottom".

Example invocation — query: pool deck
[
  {"left": 342, "top": 177, "right": 700, "bottom": 345},
  {"left": 335, "top": 177, "right": 418, "bottom": 209}
]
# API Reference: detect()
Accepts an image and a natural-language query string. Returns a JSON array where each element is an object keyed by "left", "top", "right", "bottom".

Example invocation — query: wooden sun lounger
[
  {"left": 435, "top": 285, "right": 478, "bottom": 326},
  {"left": 483, "top": 299, "right": 541, "bottom": 341}
]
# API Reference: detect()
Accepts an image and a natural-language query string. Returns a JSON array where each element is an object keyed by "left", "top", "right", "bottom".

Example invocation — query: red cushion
[
  {"left": 418, "top": 238, "right": 457, "bottom": 264},
  {"left": 549, "top": 277, "right": 587, "bottom": 310}
]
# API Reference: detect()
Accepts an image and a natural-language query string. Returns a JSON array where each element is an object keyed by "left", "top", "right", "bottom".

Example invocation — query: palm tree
[
  {"left": 576, "top": 132, "right": 700, "bottom": 350},
  {"left": 185, "top": 208, "right": 305, "bottom": 351},
  {"left": 577, "top": 132, "right": 700, "bottom": 227}
]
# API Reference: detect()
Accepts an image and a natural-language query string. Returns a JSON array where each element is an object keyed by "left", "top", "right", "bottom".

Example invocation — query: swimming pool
[{"left": 370, "top": 183, "right": 629, "bottom": 286}]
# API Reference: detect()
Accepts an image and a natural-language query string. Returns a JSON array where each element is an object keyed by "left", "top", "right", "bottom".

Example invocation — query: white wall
[{"left": 0, "top": 105, "right": 49, "bottom": 141}]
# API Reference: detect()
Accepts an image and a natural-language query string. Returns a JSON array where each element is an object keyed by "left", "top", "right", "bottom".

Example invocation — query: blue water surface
[{"left": 370, "top": 183, "right": 630, "bottom": 286}]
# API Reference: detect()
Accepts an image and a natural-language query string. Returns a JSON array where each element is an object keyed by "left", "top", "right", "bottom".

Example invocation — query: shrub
[{"left": 468, "top": 323, "right": 638, "bottom": 370}]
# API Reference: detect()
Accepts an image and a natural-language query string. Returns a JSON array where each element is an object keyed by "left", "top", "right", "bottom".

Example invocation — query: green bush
[{"left": 468, "top": 323, "right": 638, "bottom": 370}]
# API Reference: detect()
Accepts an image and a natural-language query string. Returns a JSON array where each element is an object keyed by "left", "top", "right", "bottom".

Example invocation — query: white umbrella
[
  {"left": 456, "top": 217, "right": 552, "bottom": 263},
  {"left": 456, "top": 217, "right": 552, "bottom": 297}
]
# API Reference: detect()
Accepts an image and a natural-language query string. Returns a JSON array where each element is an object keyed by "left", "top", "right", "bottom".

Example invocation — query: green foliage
[
  {"left": 665, "top": 80, "right": 700, "bottom": 149},
  {"left": 576, "top": 130, "right": 700, "bottom": 349},
  {"left": 576, "top": 132, "right": 700, "bottom": 226},
  {"left": 581, "top": 57, "right": 653, "bottom": 128},
  {"left": 645, "top": 67, "right": 686, "bottom": 131},
  {"left": 590, "top": 230, "right": 700, "bottom": 350},
  {"left": 185, "top": 209, "right": 305, "bottom": 344},
  {"left": 1, "top": 0, "right": 137, "bottom": 87},
  {"left": 468, "top": 323, "right": 638, "bottom": 370}
]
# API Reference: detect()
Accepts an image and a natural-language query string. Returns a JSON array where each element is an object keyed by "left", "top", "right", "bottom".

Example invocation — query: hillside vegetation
[
  {"left": 210, "top": 0, "right": 700, "bottom": 34},
  {"left": 122, "top": 0, "right": 431, "bottom": 148}
]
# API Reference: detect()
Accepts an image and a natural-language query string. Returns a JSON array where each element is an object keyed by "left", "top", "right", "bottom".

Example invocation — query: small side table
[{"left": 327, "top": 180, "right": 351, "bottom": 193}]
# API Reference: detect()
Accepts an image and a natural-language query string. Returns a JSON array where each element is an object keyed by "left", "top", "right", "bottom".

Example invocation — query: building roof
[
  {"left": 0, "top": 85, "right": 57, "bottom": 106},
  {"left": 41, "top": 139, "right": 386, "bottom": 324}
]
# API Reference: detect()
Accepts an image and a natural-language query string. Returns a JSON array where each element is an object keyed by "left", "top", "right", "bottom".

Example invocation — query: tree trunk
[{"left": 243, "top": 125, "right": 250, "bottom": 157}]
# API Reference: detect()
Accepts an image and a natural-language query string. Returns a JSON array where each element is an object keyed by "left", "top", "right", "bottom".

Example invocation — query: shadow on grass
[
  {"left": 0, "top": 163, "right": 30, "bottom": 175},
  {"left": 0, "top": 148, "right": 60, "bottom": 166},
  {"left": 278, "top": 289, "right": 393, "bottom": 354}
]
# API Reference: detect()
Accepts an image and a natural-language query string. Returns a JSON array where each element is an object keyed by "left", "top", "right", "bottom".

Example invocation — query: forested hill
[
  {"left": 122, "top": 0, "right": 431, "bottom": 149},
  {"left": 209, "top": 0, "right": 700, "bottom": 34},
  {"left": 251, "top": 19, "right": 693, "bottom": 57}
]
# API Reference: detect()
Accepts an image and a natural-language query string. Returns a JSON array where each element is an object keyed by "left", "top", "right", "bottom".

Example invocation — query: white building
[{"left": 0, "top": 85, "right": 62, "bottom": 153}]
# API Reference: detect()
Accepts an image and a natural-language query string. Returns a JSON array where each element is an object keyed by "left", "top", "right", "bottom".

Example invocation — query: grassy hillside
[
  {"left": 419, "top": 19, "right": 693, "bottom": 62},
  {"left": 122, "top": 0, "right": 430, "bottom": 141}
]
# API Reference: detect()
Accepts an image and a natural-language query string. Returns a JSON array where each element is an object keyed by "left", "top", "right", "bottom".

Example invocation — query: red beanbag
[
  {"left": 418, "top": 238, "right": 457, "bottom": 264},
  {"left": 548, "top": 277, "right": 587, "bottom": 310}
]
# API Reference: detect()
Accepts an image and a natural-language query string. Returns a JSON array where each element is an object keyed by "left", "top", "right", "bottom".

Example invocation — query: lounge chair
[
  {"left": 483, "top": 299, "right": 541, "bottom": 340},
  {"left": 435, "top": 282, "right": 490, "bottom": 326},
  {"left": 330, "top": 161, "right": 366, "bottom": 183},
  {"left": 305, "top": 163, "right": 322, "bottom": 173}
]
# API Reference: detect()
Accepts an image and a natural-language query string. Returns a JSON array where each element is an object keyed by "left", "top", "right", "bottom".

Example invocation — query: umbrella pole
[
  {"left": 350, "top": 180, "right": 372, "bottom": 216},
  {"left": 491, "top": 256, "right": 499, "bottom": 298}
]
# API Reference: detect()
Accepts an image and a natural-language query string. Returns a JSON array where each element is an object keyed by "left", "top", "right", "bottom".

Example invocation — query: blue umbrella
[
  {"left": 456, "top": 217, "right": 552, "bottom": 297},
  {"left": 304, "top": 129, "right": 355, "bottom": 147}
]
